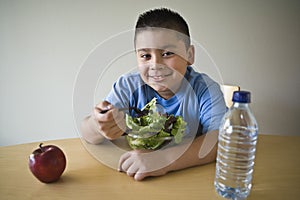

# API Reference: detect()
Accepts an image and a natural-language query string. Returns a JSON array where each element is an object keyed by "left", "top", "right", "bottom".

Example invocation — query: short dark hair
[{"left": 135, "top": 8, "right": 191, "bottom": 48}]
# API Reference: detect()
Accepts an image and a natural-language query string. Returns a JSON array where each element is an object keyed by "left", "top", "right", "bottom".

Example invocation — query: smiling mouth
[{"left": 148, "top": 73, "right": 172, "bottom": 81}]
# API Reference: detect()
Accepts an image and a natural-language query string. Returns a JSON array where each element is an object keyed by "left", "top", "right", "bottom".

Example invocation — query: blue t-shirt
[{"left": 105, "top": 66, "right": 226, "bottom": 137}]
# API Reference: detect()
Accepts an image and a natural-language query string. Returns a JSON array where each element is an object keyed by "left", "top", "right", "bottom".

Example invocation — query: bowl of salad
[{"left": 125, "top": 98, "right": 186, "bottom": 150}]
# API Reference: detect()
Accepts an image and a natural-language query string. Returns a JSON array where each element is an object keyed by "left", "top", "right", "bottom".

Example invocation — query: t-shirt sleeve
[
  {"left": 199, "top": 82, "right": 227, "bottom": 133},
  {"left": 104, "top": 75, "right": 131, "bottom": 109},
  {"left": 104, "top": 73, "right": 143, "bottom": 109}
]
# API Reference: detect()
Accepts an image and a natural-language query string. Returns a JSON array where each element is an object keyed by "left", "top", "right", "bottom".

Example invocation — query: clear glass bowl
[{"left": 125, "top": 133, "right": 173, "bottom": 150}]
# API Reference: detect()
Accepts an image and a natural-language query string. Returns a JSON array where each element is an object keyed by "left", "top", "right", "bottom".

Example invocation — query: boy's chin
[{"left": 149, "top": 84, "right": 174, "bottom": 94}]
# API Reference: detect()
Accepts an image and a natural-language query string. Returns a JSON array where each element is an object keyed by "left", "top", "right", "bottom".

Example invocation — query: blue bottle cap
[{"left": 232, "top": 91, "right": 251, "bottom": 103}]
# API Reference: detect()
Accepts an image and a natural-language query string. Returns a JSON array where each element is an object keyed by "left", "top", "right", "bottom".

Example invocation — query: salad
[{"left": 125, "top": 98, "right": 187, "bottom": 150}]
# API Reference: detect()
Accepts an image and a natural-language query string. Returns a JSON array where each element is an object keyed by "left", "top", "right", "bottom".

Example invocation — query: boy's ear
[{"left": 187, "top": 45, "right": 195, "bottom": 65}]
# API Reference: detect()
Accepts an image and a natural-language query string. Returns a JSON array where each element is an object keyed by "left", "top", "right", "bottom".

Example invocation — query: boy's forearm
[
  {"left": 165, "top": 131, "right": 218, "bottom": 173},
  {"left": 80, "top": 116, "right": 105, "bottom": 144}
]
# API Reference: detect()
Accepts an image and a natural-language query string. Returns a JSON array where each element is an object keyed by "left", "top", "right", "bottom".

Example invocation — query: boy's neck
[
  {"left": 157, "top": 79, "right": 183, "bottom": 100},
  {"left": 157, "top": 90, "right": 175, "bottom": 100}
]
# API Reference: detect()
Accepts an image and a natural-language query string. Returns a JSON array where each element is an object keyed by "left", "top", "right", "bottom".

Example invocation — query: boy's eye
[
  {"left": 162, "top": 51, "right": 174, "bottom": 57},
  {"left": 141, "top": 54, "right": 151, "bottom": 59}
]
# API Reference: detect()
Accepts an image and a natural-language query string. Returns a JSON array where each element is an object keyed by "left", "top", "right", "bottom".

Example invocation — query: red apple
[{"left": 29, "top": 143, "right": 66, "bottom": 183}]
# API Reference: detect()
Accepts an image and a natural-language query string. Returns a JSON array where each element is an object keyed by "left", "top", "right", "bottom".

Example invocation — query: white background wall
[{"left": 1, "top": 0, "right": 299, "bottom": 146}]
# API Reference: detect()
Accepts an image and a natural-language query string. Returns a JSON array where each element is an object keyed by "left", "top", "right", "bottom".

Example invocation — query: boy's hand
[
  {"left": 118, "top": 150, "right": 169, "bottom": 181},
  {"left": 93, "top": 101, "right": 126, "bottom": 140}
]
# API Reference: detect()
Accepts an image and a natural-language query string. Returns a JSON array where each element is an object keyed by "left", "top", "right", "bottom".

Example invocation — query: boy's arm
[
  {"left": 80, "top": 115, "right": 105, "bottom": 144},
  {"left": 165, "top": 130, "right": 218, "bottom": 171},
  {"left": 118, "top": 130, "right": 218, "bottom": 181}
]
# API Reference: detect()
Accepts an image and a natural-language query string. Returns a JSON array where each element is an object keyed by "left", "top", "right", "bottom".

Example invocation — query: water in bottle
[{"left": 214, "top": 91, "right": 258, "bottom": 199}]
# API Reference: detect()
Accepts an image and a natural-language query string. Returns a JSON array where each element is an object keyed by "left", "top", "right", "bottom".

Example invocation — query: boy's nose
[
  {"left": 150, "top": 54, "right": 165, "bottom": 70},
  {"left": 150, "top": 63, "right": 165, "bottom": 70}
]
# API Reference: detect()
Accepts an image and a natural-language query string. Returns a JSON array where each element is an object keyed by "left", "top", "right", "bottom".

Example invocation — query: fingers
[
  {"left": 118, "top": 152, "right": 150, "bottom": 181},
  {"left": 134, "top": 173, "right": 147, "bottom": 181},
  {"left": 93, "top": 104, "right": 114, "bottom": 121},
  {"left": 118, "top": 152, "right": 139, "bottom": 176},
  {"left": 92, "top": 101, "right": 126, "bottom": 140},
  {"left": 118, "top": 152, "right": 131, "bottom": 172},
  {"left": 98, "top": 123, "right": 123, "bottom": 140},
  {"left": 94, "top": 101, "right": 112, "bottom": 114},
  {"left": 94, "top": 103, "right": 125, "bottom": 123}
]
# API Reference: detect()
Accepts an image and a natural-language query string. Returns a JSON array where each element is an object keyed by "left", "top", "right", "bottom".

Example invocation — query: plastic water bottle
[{"left": 214, "top": 91, "right": 258, "bottom": 199}]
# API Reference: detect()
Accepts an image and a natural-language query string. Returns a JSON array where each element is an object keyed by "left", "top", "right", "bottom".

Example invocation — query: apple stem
[{"left": 39, "top": 143, "right": 44, "bottom": 152}]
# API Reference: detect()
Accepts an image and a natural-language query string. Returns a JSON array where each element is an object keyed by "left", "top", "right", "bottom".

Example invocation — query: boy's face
[{"left": 135, "top": 28, "right": 194, "bottom": 99}]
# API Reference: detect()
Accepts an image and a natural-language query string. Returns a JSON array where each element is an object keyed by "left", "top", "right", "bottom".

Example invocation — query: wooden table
[{"left": 1, "top": 135, "right": 300, "bottom": 200}]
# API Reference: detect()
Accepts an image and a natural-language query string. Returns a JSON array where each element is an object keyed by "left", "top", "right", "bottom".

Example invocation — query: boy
[{"left": 81, "top": 8, "right": 226, "bottom": 181}]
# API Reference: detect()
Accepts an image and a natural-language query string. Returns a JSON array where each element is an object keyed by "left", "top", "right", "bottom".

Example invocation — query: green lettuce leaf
[{"left": 125, "top": 97, "right": 187, "bottom": 149}]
